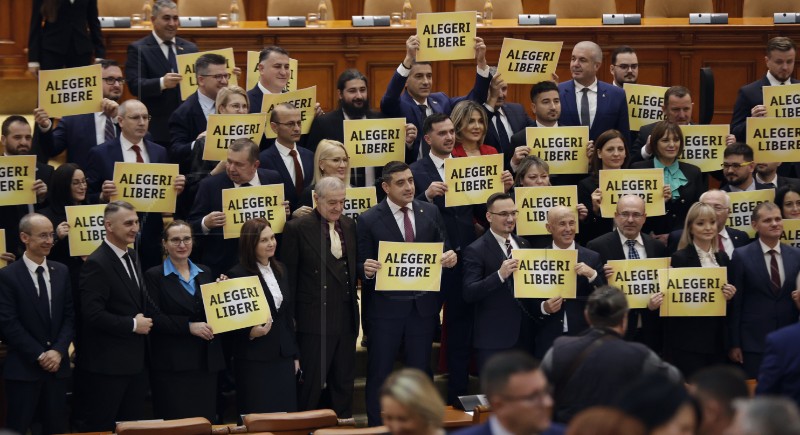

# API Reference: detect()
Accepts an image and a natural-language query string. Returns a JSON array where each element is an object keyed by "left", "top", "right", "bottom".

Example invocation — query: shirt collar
[
  {"left": 274, "top": 140, "right": 296, "bottom": 156},
  {"left": 257, "top": 81, "right": 275, "bottom": 95},
  {"left": 428, "top": 152, "right": 449, "bottom": 170},
  {"left": 617, "top": 230, "right": 644, "bottom": 247},
  {"left": 163, "top": 257, "right": 202, "bottom": 279},
  {"left": 234, "top": 172, "right": 260, "bottom": 188},
  {"left": 755, "top": 173, "right": 777, "bottom": 185},
  {"left": 654, "top": 158, "right": 680, "bottom": 171},
  {"left": 489, "top": 416, "right": 515, "bottom": 435},
  {"left": 152, "top": 31, "right": 172, "bottom": 47},
  {"left": 759, "top": 238, "right": 782, "bottom": 254},
  {"left": 490, "top": 229, "right": 512, "bottom": 245},
  {"left": 104, "top": 238, "right": 128, "bottom": 259},
  {"left": 719, "top": 228, "right": 730, "bottom": 240},
  {"left": 574, "top": 79, "right": 598, "bottom": 93},
  {"left": 387, "top": 198, "right": 412, "bottom": 215},
  {"left": 767, "top": 71, "right": 789, "bottom": 86},
  {"left": 536, "top": 120, "right": 558, "bottom": 128},
  {"left": 22, "top": 251, "right": 47, "bottom": 273},
  {"left": 197, "top": 90, "right": 216, "bottom": 112},
  {"left": 552, "top": 240, "right": 576, "bottom": 250},
  {"left": 120, "top": 133, "right": 142, "bottom": 151}
]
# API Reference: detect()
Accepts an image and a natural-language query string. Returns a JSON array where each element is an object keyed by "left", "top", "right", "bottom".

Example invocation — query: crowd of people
[{"left": 2, "top": 0, "right": 800, "bottom": 433}]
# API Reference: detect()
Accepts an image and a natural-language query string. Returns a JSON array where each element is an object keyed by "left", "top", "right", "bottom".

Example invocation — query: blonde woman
[
  {"left": 380, "top": 368, "right": 445, "bottom": 435},
  {"left": 300, "top": 139, "right": 351, "bottom": 208}
]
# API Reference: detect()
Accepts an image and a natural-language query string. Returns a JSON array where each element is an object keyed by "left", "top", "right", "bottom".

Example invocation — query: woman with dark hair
[
  {"left": 28, "top": 0, "right": 105, "bottom": 75},
  {"left": 450, "top": 100, "right": 498, "bottom": 157},
  {"left": 144, "top": 220, "right": 224, "bottom": 422},
  {"left": 775, "top": 184, "right": 800, "bottom": 219},
  {"left": 227, "top": 218, "right": 298, "bottom": 415}
]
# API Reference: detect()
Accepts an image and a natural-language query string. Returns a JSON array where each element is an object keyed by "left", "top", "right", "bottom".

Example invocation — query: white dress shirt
[
  {"left": 387, "top": 199, "right": 415, "bottom": 241},
  {"left": 767, "top": 70, "right": 791, "bottom": 86},
  {"left": 428, "top": 152, "right": 449, "bottom": 184},
  {"left": 94, "top": 112, "right": 117, "bottom": 145},
  {"left": 718, "top": 228, "right": 735, "bottom": 255},
  {"left": 274, "top": 141, "right": 305, "bottom": 185},
  {"left": 574, "top": 79, "right": 598, "bottom": 127},
  {"left": 258, "top": 262, "right": 283, "bottom": 310},
  {"left": 22, "top": 252, "right": 51, "bottom": 310},
  {"left": 484, "top": 103, "right": 515, "bottom": 144},
  {"left": 617, "top": 231, "right": 647, "bottom": 259},
  {"left": 727, "top": 178, "right": 757, "bottom": 192},
  {"left": 490, "top": 229, "right": 519, "bottom": 283},
  {"left": 104, "top": 239, "right": 140, "bottom": 332},
  {"left": 120, "top": 134, "right": 150, "bottom": 163}
]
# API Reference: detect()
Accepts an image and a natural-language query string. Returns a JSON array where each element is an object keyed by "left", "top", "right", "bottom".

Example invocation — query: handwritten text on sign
[
  {"left": 201, "top": 275, "right": 271, "bottom": 334},
  {"left": 375, "top": 241, "right": 443, "bottom": 292}
]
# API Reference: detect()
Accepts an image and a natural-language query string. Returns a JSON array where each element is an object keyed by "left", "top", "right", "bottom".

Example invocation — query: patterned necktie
[
  {"left": 131, "top": 144, "right": 144, "bottom": 163},
  {"left": 104, "top": 116, "right": 116, "bottom": 142},
  {"left": 769, "top": 250, "right": 781, "bottom": 296},
  {"left": 329, "top": 221, "right": 342, "bottom": 259},
  {"left": 400, "top": 207, "right": 414, "bottom": 243},
  {"left": 580, "top": 88, "right": 591, "bottom": 127},
  {"left": 626, "top": 239, "right": 640, "bottom": 259},
  {"left": 505, "top": 238, "right": 512, "bottom": 259}
]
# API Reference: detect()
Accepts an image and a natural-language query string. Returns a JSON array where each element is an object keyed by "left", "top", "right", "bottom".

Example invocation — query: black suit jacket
[
  {"left": 0, "top": 162, "right": 54, "bottom": 258},
  {"left": 258, "top": 144, "right": 315, "bottom": 211},
  {"left": 78, "top": 242, "right": 147, "bottom": 375},
  {"left": 281, "top": 212, "right": 359, "bottom": 336},
  {"left": 246, "top": 85, "right": 277, "bottom": 150},
  {"left": 144, "top": 262, "right": 225, "bottom": 373},
  {"left": 483, "top": 103, "right": 534, "bottom": 167},
  {"left": 576, "top": 175, "right": 613, "bottom": 245},
  {"left": 630, "top": 160, "right": 705, "bottom": 234},
  {"left": 168, "top": 91, "right": 209, "bottom": 167},
  {"left": 125, "top": 34, "right": 199, "bottom": 143},
  {"left": 721, "top": 181, "right": 773, "bottom": 193},
  {"left": 0, "top": 258, "right": 74, "bottom": 381},
  {"left": 731, "top": 76, "right": 800, "bottom": 142},
  {"left": 36, "top": 113, "right": 114, "bottom": 168},
  {"left": 462, "top": 231, "right": 531, "bottom": 349},
  {"left": 304, "top": 108, "right": 384, "bottom": 152},
  {"left": 28, "top": 0, "right": 104, "bottom": 66}
]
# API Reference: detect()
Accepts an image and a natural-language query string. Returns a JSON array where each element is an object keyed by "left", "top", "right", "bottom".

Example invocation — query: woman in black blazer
[
  {"left": 227, "top": 218, "right": 299, "bottom": 415},
  {"left": 28, "top": 0, "right": 105, "bottom": 74},
  {"left": 652, "top": 203, "right": 737, "bottom": 378},
  {"left": 631, "top": 121, "right": 705, "bottom": 237},
  {"left": 144, "top": 220, "right": 225, "bottom": 422}
]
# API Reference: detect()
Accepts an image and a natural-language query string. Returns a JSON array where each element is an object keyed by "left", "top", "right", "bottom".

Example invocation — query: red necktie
[
  {"left": 718, "top": 236, "right": 725, "bottom": 254},
  {"left": 401, "top": 207, "right": 414, "bottom": 243},
  {"left": 289, "top": 149, "right": 304, "bottom": 196},
  {"left": 769, "top": 250, "right": 781, "bottom": 296},
  {"left": 131, "top": 144, "right": 144, "bottom": 163}
]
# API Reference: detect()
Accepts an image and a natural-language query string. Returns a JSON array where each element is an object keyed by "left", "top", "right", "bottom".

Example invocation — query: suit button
[
  {"left": 46, "top": 341, "right": 51, "bottom": 346},
  {"left": 323, "top": 285, "right": 327, "bottom": 289}
]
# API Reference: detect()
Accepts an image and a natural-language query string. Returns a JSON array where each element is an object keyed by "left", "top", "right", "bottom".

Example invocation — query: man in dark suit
[
  {"left": 0, "top": 213, "right": 74, "bottom": 434},
  {"left": 125, "top": 0, "right": 199, "bottom": 145},
  {"left": 463, "top": 193, "right": 533, "bottom": 369},
  {"left": 0, "top": 116, "right": 52, "bottom": 262},
  {"left": 33, "top": 59, "right": 124, "bottom": 168},
  {"left": 380, "top": 34, "right": 491, "bottom": 163},
  {"left": 281, "top": 176, "right": 359, "bottom": 417},
  {"left": 260, "top": 103, "right": 315, "bottom": 212},
  {"left": 587, "top": 195, "right": 669, "bottom": 350},
  {"left": 757, "top": 319, "right": 800, "bottom": 406},
  {"left": 729, "top": 201, "right": 800, "bottom": 378},
  {"left": 188, "top": 138, "right": 285, "bottom": 276},
  {"left": 534, "top": 206, "right": 604, "bottom": 358},
  {"left": 558, "top": 41, "right": 629, "bottom": 143},
  {"left": 666, "top": 189, "right": 751, "bottom": 254},
  {"left": 755, "top": 162, "right": 800, "bottom": 190},
  {"left": 247, "top": 46, "right": 291, "bottom": 116},
  {"left": 482, "top": 73, "right": 534, "bottom": 162},
  {"left": 509, "top": 81, "right": 561, "bottom": 169},
  {"left": 84, "top": 100, "right": 186, "bottom": 272},
  {"left": 27, "top": 0, "right": 104, "bottom": 73},
  {"left": 74, "top": 201, "right": 153, "bottom": 431},
  {"left": 357, "top": 161, "right": 457, "bottom": 426},
  {"left": 721, "top": 143, "right": 772, "bottom": 193}
]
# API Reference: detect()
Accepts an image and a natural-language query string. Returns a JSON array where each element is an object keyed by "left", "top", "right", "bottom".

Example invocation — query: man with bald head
[
  {"left": 533, "top": 206, "right": 604, "bottom": 358},
  {"left": 587, "top": 195, "right": 669, "bottom": 350},
  {"left": 558, "top": 41, "right": 629, "bottom": 142}
]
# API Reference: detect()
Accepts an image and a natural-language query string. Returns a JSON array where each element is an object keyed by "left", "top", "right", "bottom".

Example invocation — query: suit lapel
[
  {"left": 560, "top": 83, "right": 578, "bottom": 125},
  {"left": 147, "top": 36, "right": 171, "bottom": 73},
  {"left": 165, "top": 273, "right": 199, "bottom": 312},
  {"left": 422, "top": 156, "right": 443, "bottom": 182},
  {"left": 377, "top": 201, "right": 405, "bottom": 242},
  {"left": 103, "top": 244, "right": 143, "bottom": 310}
]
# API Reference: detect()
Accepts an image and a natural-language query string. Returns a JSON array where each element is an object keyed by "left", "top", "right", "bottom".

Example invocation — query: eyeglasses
[
  {"left": 25, "top": 232, "right": 55, "bottom": 241},
  {"left": 323, "top": 157, "right": 350, "bottom": 165},
  {"left": 501, "top": 387, "right": 552, "bottom": 404},
  {"left": 721, "top": 162, "right": 754, "bottom": 170},
  {"left": 125, "top": 115, "right": 152, "bottom": 122},
  {"left": 200, "top": 73, "right": 231, "bottom": 81},
  {"left": 102, "top": 77, "right": 125, "bottom": 85},
  {"left": 273, "top": 121, "right": 302, "bottom": 128},
  {"left": 226, "top": 103, "right": 248, "bottom": 111},
  {"left": 72, "top": 179, "right": 88, "bottom": 186},
  {"left": 489, "top": 211, "right": 519, "bottom": 218},
  {"left": 617, "top": 212, "right": 644, "bottom": 220},
  {"left": 167, "top": 237, "right": 193, "bottom": 246},
  {"left": 613, "top": 63, "right": 639, "bottom": 70}
]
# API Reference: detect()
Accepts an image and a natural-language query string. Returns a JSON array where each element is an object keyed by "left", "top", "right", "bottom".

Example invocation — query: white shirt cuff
[
  {"left": 28, "top": 62, "right": 40, "bottom": 68},
  {"left": 497, "top": 270, "right": 505, "bottom": 283},
  {"left": 540, "top": 301, "right": 550, "bottom": 315},
  {"left": 397, "top": 63, "right": 411, "bottom": 77},
  {"left": 641, "top": 142, "right": 652, "bottom": 159},
  {"left": 477, "top": 65, "right": 490, "bottom": 77},
  {"left": 132, "top": 317, "right": 137, "bottom": 332},
  {"left": 160, "top": 77, "right": 166, "bottom": 91}
]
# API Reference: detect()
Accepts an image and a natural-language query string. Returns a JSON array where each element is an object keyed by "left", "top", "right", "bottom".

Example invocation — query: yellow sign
[
  {"left": 65, "top": 204, "right": 107, "bottom": 257},
  {"left": 201, "top": 275, "right": 271, "bottom": 334},
  {"left": 747, "top": 117, "right": 800, "bottom": 163},
  {"left": 222, "top": 184, "right": 286, "bottom": 239},
  {"left": 444, "top": 154, "right": 503, "bottom": 207},
  {"left": 344, "top": 118, "right": 406, "bottom": 168},
  {"left": 599, "top": 169, "right": 665, "bottom": 218},
  {"left": 111, "top": 162, "right": 179, "bottom": 213},
  {"left": 763, "top": 83, "right": 800, "bottom": 118},
  {"left": 623, "top": 83, "right": 667, "bottom": 131},
  {"left": 38, "top": 64, "right": 103, "bottom": 118},
  {"left": 726, "top": 189, "right": 776, "bottom": 237},
  {"left": 176, "top": 48, "right": 239, "bottom": 100},
  {"left": 313, "top": 187, "right": 378, "bottom": 220},
  {"left": 678, "top": 125, "right": 728, "bottom": 172},
  {"left": 658, "top": 267, "right": 727, "bottom": 317},
  {"left": 514, "top": 185, "right": 578, "bottom": 236},
  {"left": 496, "top": 38, "right": 562, "bottom": 84},
  {"left": 607, "top": 258, "right": 670, "bottom": 309},
  {"left": 0, "top": 229, "right": 6, "bottom": 269},
  {"left": 203, "top": 113, "right": 268, "bottom": 161},
  {"left": 416, "top": 12, "right": 477, "bottom": 62},
  {"left": 260, "top": 86, "right": 317, "bottom": 138},
  {"left": 375, "top": 241, "right": 443, "bottom": 291},
  {"left": 0, "top": 155, "right": 36, "bottom": 206},
  {"left": 246, "top": 51, "right": 297, "bottom": 92},
  {"left": 513, "top": 249, "right": 578, "bottom": 299},
  {"left": 780, "top": 218, "right": 800, "bottom": 249},
  {"left": 525, "top": 126, "right": 589, "bottom": 174}
]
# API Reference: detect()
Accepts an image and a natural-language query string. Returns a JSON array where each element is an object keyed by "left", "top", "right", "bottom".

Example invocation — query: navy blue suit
[
  {"left": 168, "top": 91, "right": 209, "bottom": 168},
  {"left": 483, "top": 103, "right": 535, "bottom": 168},
  {"left": 380, "top": 69, "right": 490, "bottom": 162},
  {"left": 453, "top": 421, "right": 565, "bottom": 435},
  {"left": 731, "top": 76, "right": 800, "bottom": 142},
  {"left": 356, "top": 198, "right": 449, "bottom": 426},
  {"left": 258, "top": 144, "right": 314, "bottom": 211},
  {"left": 246, "top": 85, "right": 278, "bottom": 150},
  {"left": 36, "top": 113, "right": 116, "bottom": 169},
  {"left": 558, "top": 80, "right": 630, "bottom": 143},
  {"left": 757, "top": 322, "right": 800, "bottom": 406},
  {"left": 729, "top": 240, "right": 800, "bottom": 377},
  {"left": 125, "top": 34, "right": 199, "bottom": 144},
  {"left": 187, "top": 169, "right": 283, "bottom": 276},
  {"left": 0, "top": 258, "right": 74, "bottom": 434}
]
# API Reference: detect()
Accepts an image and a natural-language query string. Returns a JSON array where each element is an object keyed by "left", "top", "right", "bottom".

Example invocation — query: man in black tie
[
  {"left": 482, "top": 74, "right": 534, "bottom": 166},
  {"left": 74, "top": 201, "right": 153, "bottom": 431},
  {"left": 755, "top": 162, "right": 800, "bottom": 190}
]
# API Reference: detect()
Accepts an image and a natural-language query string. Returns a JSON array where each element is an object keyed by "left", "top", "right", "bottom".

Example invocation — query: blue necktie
[{"left": 626, "top": 239, "right": 640, "bottom": 260}]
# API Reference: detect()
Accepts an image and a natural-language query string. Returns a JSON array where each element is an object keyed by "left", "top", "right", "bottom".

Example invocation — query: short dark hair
[
  {"left": 423, "top": 112, "right": 450, "bottom": 136},
  {"left": 337, "top": 69, "right": 368, "bottom": 91},
  {"left": 690, "top": 366, "right": 749, "bottom": 417},
  {"left": 589, "top": 129, "right": 629, "bottom": 177},
  {"left": 664, "top": 85, "right": 691, "bottom": 103},
  {"left": 104, "top": 200, "right": 135, "bottom": 220},
  {"left": 381, "top": 161, "right": 411, "bottom": 184},
  {"left": 530, "top": 80, "right": 559, "bottom": 103},
  {"left": 611, "top": 45, "right": 636, "bottom": 65},
  {"left": 258, "top": 46, "right": 289, "bottom": 63},
  {"left": 487, "top": 192, "right": 513, "bottom": 210},
  {"left": 767, "top": 36, "right": 796, "bottom": 55},
  {"left": 196, "top": 53, "right": 227, "bottom": 76},
  {"left": 481, "top": 351, "right": 540, "bottom": 398},
  {"left": 100, "top": 59, "right": 120, "bottom": 69},
  {"left": 650, "top": 121, "right": 684, "bottom": 161},
  {"left": 1, "top": 115, "right": 29, "bottom": 137},
  {"left": 238, "top": 217, "right": 283, "bottom": 278},
  {"left": 775, "top": 184, "right": 800, "bottom": 218},
  {"left": 723, "top": 142, "right": 754, "bottom": 161},
  {"left": 228, "top": 138, "right": 260, "bottom": 163},
  {"left": 752, "top": 201, "right": 780, "bottom": 224},
  {"left": 586, "top": 286, "right": 629, "bottom": 329}
]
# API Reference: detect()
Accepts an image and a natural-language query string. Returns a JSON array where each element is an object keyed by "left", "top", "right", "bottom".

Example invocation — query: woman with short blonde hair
[{"left": 380, "top": 368, "right": 445, "bottom": 435}]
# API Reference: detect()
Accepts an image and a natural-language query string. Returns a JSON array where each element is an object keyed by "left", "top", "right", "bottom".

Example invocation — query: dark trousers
[
  {"left": 151, "top": 369, "right": 218, "bottom": 422},
  {"left": 366, "top": 309, "right": 437, "bottom": 426},
  {"left": 476, "top": 315, "right": 537, "bottom": 372},
  {"left": 5, "top": 377, "right": 69, "bottom": 435},
  {"left": 665, "top": 349, "right": 726, "bottom": 379},
  {"left": 441, "top": 267, "right": 473, "bottom": 404},
  {"left": 73, "top": 368, "right": 149, "bottom": 432},
  {"left": 742, "top": 351, "right": 764, "bottom": 379},
  {"left": 234, "top": 357, "right": 297, "bottom": 416},
  {"left": 297, "top": 330, "right": 357, "bottom": 417}
]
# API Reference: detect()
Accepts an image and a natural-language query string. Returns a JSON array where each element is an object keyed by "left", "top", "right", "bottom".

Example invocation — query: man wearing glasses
[
  {"left": 33, "top": 59, "right": 125, "bottom": 169},
  {"left": 609, "top": 46, "right": 639, "bottom": 88},
  {"left": 721, "top": 143, "right": 772, "bottom": 192}
]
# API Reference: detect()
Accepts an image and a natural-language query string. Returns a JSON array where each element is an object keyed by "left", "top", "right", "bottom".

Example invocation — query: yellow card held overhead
[
  {"left": 726, "top": 189, "right": 775, "bottom": 237},
  {"left": 38, "top": 64, "right": 103, "bottom": 118},
  {"left": 344, "top": 118, "right": 406, "bottom": 168},
  {"left": 201, "top": 275, "right": 271, "bottom": 334},
  {"left": 260, "top": 86, "right": 317, "bottom": 138},
  {"left": 747, "top": 117, "right": 800, "bottom": 163},
  {"left": 0, "top": 229, "right": 6, "bottom": 269},
  {"left": 111, "top": 162, "right": 179, "bottom": 213},
  {"left": 203, "top": 113, "right": 268, "bottom": 161},
  {"left": 416, "top": 12, "right": 477, "bottom": 62},
  {"left": 525, "top": 126, "right": 589, "bottom": 174},
  {"left": 375, "top": 241, "right": 443, "bottom": 292},
  {"left": 496, "top": 39, "right": 562, "bottom": 84},
  {"left": 65, "top": 204, "right": 108, "bottom": 257},
  {"left": 176, "top": 48, "right": 238, "bottom": 100},
  {"left": 678, "top": 125, "right": 729, "bottom": 172},
  {"left": 246, "top": 51, "right": 297, "bottom": 92},
  {"left": 444, "top": 154, "right": 503, "bottom": 207},
  {"left": 607, "top": 258, "right": 670, "bottom": 309},
  {"left": 623, "top": 83, "right": 667, "bottom": 131},
  {"left": 659, "top": 267, "right": 727, "bottom": 317},
  {"left": 599, "top": 169, "right": 665, "bottom": 218},
  {"left": 222, "top": 184, "right": 286, "bottom": 239},
  {"left": 763, "top": 83, "right": 800, "bottom": 118},
  {"left": 513, "top": 249, "right": 578, "bottom": 299},
  {"left": 514, "top": 185, "right": 578, "bottom": 236},
  {"left": 0, "top": 155, "right": 36, "bottom": 206}
]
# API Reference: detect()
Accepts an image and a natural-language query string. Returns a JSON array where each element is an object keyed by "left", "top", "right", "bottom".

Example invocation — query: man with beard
[
  {"left": 305, "top": 69, "right": 417, "bottom": 187},
  {"left": 754, "top": 162, "right": 800, "bottom": 190},
  {"left": 609, "top": 46, "right": 638, "bottom": 88},
  {"left": 721, "top": 143, "right": 772, "bottom": 193}
]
